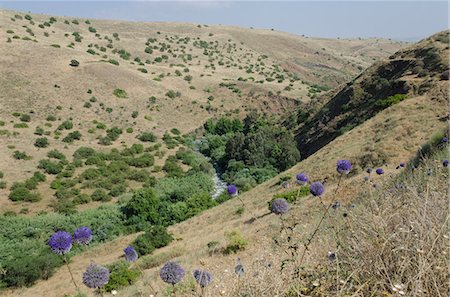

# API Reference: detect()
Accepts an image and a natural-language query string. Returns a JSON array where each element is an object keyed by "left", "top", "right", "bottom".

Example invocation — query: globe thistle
[
  {"left": 73, "top": 226, "right": 93, "bottom": 245},
  {"left": 82, "top": 263, "right": 110, "bottom": 289},
  {"left": 310, "top": 181, "right": 325, "bottom": 197},
  {"left": 442, "top": 137, "right": 448, "bottom": 143},
  {"left": 271, "top": 198, "right": 289, "bottom": 215},
  {"left": 295, "top": 173, "right": 308, "bottom": 185},
  {"left": 193, "top": 269, "right": 213, "bottom": 288},
  {"left": 366, "top": 167, "right": 372, "bottom": 174},
  {"left": 399, "top": 162, "right": 405, "bottom": 168},
  {"left": 123, "top": 245, "right": 138, "bottom": 262},
  {"left": 443, "top": 159, "right": 449, "bottom": 167},
  {"left": 160, "top": 261, "right": 185, "bottom": 285},
  {"left": 48, "top": 231, "right": 72, "bottom": 255},
  {"left": 227, "top": 184, "right": 238, "bottom": 196},
  {"left": 336, "top": 160, "right": 352, "bottom": 175},
  {"left": 375, "top": 168, "right": 384, "bottom": 175}
]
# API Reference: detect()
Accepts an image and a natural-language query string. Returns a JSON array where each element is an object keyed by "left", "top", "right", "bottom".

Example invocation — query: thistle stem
[{"left": 63, "top": 255, "right": 79, "bottom": 291}]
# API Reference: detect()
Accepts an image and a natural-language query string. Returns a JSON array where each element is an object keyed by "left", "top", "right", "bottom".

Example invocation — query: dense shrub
[
  {"left": 13, "top": 151, "right": 31, "bottom": 160},
  {"left": 58, "top": 120, "right": 73, "bottom": 130},
  {"left": 103, "top": 261, "right": 140, "bottom": 292},
  {"left": 91, "top": 189, "right": 111, "bottom": 202},
  {"left": 19, "top": 114, "right": 31, "bottom": 122},
  {"left": 122, "top": 188, "right": 161, "bottom": 228},
  {"left": 8, "top": 187, "right": 41, "bottom": 202},
  {"left": 137, "top": 132, "right": 157, "bottom": 142},
  {"left": 38, "top": 159, "right": 64, "bottom": 174},
  {"left": 69, "top": 59, "right": 79, "bottom": 67},
  {"left": 62, "top": 131, "right": 82, "bottom": 143},
  {"left": 224, "top": 230, "right": 248, "bottom": 254},
  {"left": 34, "top": 137, "right": 49, "bottom": 148},
  {"left": 113, "top": 89, "right": 128, "bottom": 98},
  {"left": 375, "top": 93, "right": 408, "bottom": 108},
  {"left": 0, "top": 206, "right": 125, "bottom": 288},
  {"left": 133, "top": 226, "right": 173, "bottom": 256}
]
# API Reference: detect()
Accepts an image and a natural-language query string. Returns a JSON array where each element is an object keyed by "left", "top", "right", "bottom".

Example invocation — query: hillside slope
[
  {"left": 0, "top": 9, "right": 404, "bottom": 214},
  {"left": 295, "top": 30, "right": 449, "bottom": 158},
  {"left": 4, "top": 31, "right": 447, "bottom": 297}
]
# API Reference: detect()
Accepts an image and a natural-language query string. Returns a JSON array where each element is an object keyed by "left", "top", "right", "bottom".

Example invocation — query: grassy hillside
[
  {"left": 0, "top": 9, "right": 404, "bottom": 215},
  {"left": 0, "top": 7, "right": 448, "bottom": 297},
  {"left": 2, "top": 29, "right": 447, "bottom": 297},
  {"left": 295, "top": 30, "right": 449, "bottom": 158}
]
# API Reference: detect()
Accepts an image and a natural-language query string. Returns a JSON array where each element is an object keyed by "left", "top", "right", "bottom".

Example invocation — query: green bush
[
  {"left": 58, "top": 120, "right": 73, "bottom": 130},
  {"left": 70, "top": 59, "right": 79, "bottom": 67},
  {"left": 38, "top": 159, "right": 64, "bottom": 174},
  {"left": 122, "top": 188, "right": 160, "bottom": 228},
  {"left": 137, "top": 132, "right": 156, "bottom": 142},
  {"left": 103, "top": 261, "right": 140, "bottom": 292},
  {"left": 9, "top": 187, "right": 41, "bottom": 202},
  {"left": 91, "top": 189, "right": 111, "bottom": 202},
  {"left": 224, "top": 230, "right": 248, "bottom": 254},
  {"left": 0, "top": 205, "right": 125, "bottom": 288},
  {"left": 34, "top": 137, "right": 49, "bottom": 148},
  {"left": 113, "top": 89, "right": 127, "bottom": 98},
  {"left": 20, "top": 114, "right": 31, "bottom": 122},
  {"left": 47, "top": 149, "right": 66, "bottom": 160},
  {"left": 133, "top": 226, "right": 173, "bottom": 256},
  {"left": 376, "top": 94, "right": 408, "bottom": 108},
  {"left": 13, "top": 151, "right": 31, "bottom": 160},
  {"left": 62, "top": 131, "right": 82, "bottom": 143}
]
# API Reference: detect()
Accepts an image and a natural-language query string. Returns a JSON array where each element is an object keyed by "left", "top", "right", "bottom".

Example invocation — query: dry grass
[
  {"left": 0, "top": 8, "right": 404, "bottom": 214},
  {"left": 337, "top": 151, "right": 449, "bottom": 296}
]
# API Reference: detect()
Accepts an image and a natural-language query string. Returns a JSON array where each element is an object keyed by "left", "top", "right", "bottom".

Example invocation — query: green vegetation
[
  {"left": 375, "top": 93, "right": 408, "bottom": 108},
  {"left": 34, "top": 137, "right": 49, "bottom": 148},
  {"left": 201, "top": 113, "right": 300, "bottom": 191},
  {"left": 113, "top": 88, "right": 128, "bottom": 98}
]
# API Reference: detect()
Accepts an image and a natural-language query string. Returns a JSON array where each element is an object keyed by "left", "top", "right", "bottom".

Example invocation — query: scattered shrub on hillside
[
  {"left": 70, "top": 59, "right": 79, "bottom": 67},
  {"left": 13, "top": 151, "right": 32, "bottom": 160},
  {"left": 133, "top": 226, "right": 173, "bottom": 256},
  {"left": 137, "top": 132, "right": 157, "bottom": 142},
  {"left": 224, "top": 230, "right": 248, "bottom": 254},
  {"left": 113, "top": 89, "right": 128, "bottom": 98},
  {"left": 34, "top": 137, "right": 49, "bottom": 148},
  {"left": 19, "top": 114, "right": 31, "bottom": 122},
  {"left": 103, "top": 261, "right": 140, "bottom": 292},
  {"left": 375, "top": 93, "right": 408, "bottom": 108}
]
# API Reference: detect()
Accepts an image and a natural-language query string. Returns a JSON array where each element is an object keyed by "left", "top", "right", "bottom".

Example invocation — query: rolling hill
[
  {"left": 0, "top": 9, "right": 404, "bottom": 214},
  {"left": 0, "top": 9, "right": 448, "bottom": 297}
]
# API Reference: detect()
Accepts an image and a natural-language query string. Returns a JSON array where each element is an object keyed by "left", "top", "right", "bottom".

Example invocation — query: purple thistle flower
[
  {"left": 82, "top": 263, "right": 110, "bottom": 289},
  {"left": 375, "top": 168, "right": 384, "bottom": 175},
  {"left": 295, "top": 173, "right": 308, "bottom": 185},
  {"left": 74, "top": 226, "right": 93, "bottom": 245},
  {"left": 160, "top": 261, "right": 185, "bottom": 285},
  {"left": 193, "top": 269, "right": 213, "bottom": 288},
  {"left": 443, "top": 159, "right": 449, "bottom": 167},
  {"left": 366, "top": 167, "right": 372, "bottom": 174},
  {"left": 227, "top": 184, "right": 238, "bottom": 196},
  {"left": 442, "top": 137, "right": 448, "bottom": 143},
  {"left": 123, "top": 246, "right": 138, "bottom": 262},
  {"left": 271, "top": 198, "right": 289, "bottom": 215},
  {"left": 48, "top": 231, "right": 72, "bottom": 255},
  {"left": 310, "top": 181, "right": 325, "bottom": 197},
  {"left": 399, "top": 162, "right": 405, "bottom": 168},
  {"left": 336, "top": 159, "right": 352, "bottom": 175}
]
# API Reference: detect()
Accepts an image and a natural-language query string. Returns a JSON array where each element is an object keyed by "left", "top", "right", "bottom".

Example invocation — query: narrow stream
[{"left": 193, "top": 139, "right": 227, "bottom": 199}]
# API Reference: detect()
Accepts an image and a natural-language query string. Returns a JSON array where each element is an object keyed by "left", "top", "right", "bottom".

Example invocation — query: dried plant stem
[{"left": 63, "top": 255, "right": 80, "bottom": 291}]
